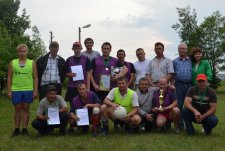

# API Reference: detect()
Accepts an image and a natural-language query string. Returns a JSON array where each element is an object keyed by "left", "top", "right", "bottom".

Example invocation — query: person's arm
[
  {"left": 83, "top": 103, "right": 100, "bottom": 109},
  {"left": 184, "top": 96, "right": 200, "bottom": 115},
  {"left": 127, "top": 106, "right": 138, "bottom": 117},
  {"left": 65, "top": 59, "right": 76, "bottom": 78},
  {"left": 86, "top": 58, "right": 91, "bottom": 91},
  {"left": 90, "top": 59, "right": 100, "bottom": 91},
  {"left": 32, "top": 61, "right": 38, "bottom": 99},
  {"left": 164, "top": 100, "right": 178, "bottom": 111},
  {"left": 90, "top": 69, "right": 99, "bottom": 91},
  {"left": 37, "top": 114, "right": 48, "bottom": 121},
  {"left": 103, "top": 97, "right": 118, "bottom": 110},
  {"left": 202, "top": 103, "right": 217, "bottom": 120},
  {"left": 146, "top": 74, "right": 152, "bottom": 86},
  {"left": 127, "top": 73, "right": 135, "bottom": 88},
  {"left": 167, "top": 59, "right": 175, "bottom": 83},
  {"left": 69, "top": 112, "right": 79, "bottom": 121},
  {"left": 59, "top": 107, "right": 68, "bottom": 113},
  {"left": 117, "top": 65, "right": 128, "bottom": 77},
  {"left": 166, "top": 73, "right": 174, "bottom": 84},
  {"left": 7, "top": 61, "right": 13, "bottom": 99},
  {"left": 58, "top": 95, "right": 68, "bottom": 112}
]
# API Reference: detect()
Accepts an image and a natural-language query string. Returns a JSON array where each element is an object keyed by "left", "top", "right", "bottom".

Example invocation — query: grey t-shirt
[
  {"left": 136, "top": 87, "right": 158, "bottom": 116},
  {"left": 81, "top": 50, "right": 100, "bottom": 61},
  {"left": 37, "top": 95, "right": 67, "bottom": 115},
  {"left": 147, "top": 57, "right": 174, "bottom": 83}
]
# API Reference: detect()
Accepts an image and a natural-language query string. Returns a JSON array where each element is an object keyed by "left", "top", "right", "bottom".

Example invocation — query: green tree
[
  {"left": 172, "top": 5, "right": 198, "bottom": 48},
  {"left": 0, "top": 0, "right": 46, "bottom": 92},
  {"left": 29, "top": 25, "right": 46, "bottom": 61},
  {"left": 172, "top": 7, "right": 225, "bottom": 89},
  {"left": 0, "top": 0, "right": 30, "bottom": 37}
]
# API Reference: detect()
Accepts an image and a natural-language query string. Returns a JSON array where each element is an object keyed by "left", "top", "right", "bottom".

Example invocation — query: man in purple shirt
[
  {"left": 90, "top": 42, "right": 127, "bottom": 102},
  {"left": 152, "top": 77, "right": 180, "bottom": 133},
  {"left": 69, "top": 83, "right": 101, "bottom": 133}
]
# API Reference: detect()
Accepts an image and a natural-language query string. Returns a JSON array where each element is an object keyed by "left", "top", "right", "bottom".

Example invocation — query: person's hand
[
  {"left": 152, "top": 107, "right": 159, "bottom": 113},
  {"left": 68, "top": 72, "right": 76, "bottom": 78},
  {"left": 122, "top": 115, "right": 131, "bottom": 123},
  {"left": 42, "top": 115, "right": 49, "bottom": 121},
  {"left": 33, "top": 90, "right": 38, "bottom": 99},
  {"left": 7, "top": 91, "right": 12, "bottom": 100},
  {"left": 112, "top": 103, "right": 119, "bottom": 110},
  {"left": 168, "top": 84, "right": 175, "bottom": 90},
  {"left": 94, "top": 84, "right": 100, "bottom": 91},
  {"left": 72, "top": 114, "right": 80, "bottom": 121},
  {"left": 111, "top": 74, "right": 119, "bottom": 82},
  {"left": 145, "top": 114, "right": 154, "bottom": 122},
  {"left": 83, "top": 104, "right": 89, "bottom": 108},
  {"left": 194, "top": 111, "right": 202, "bottom": 123}
]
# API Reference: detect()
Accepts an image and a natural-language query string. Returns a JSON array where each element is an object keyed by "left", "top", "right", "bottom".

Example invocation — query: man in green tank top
[
  {"left": 7, "top": 44, "right": 38, "bottom": 136},
  {"left": 100, "top": 77, "right": 141, "bottom": 135}
]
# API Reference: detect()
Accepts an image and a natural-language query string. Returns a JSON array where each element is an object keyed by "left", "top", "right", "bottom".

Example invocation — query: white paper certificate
[
  {"left": 47, "top": 107, "right": 60, "bottom": 125},
  {"left": 99, "top": 74, "right": 110, "bottom": 91},
  {"left": 71, "top": 65, "right": 84, "bottom": 81},
  {"left": 76, "top": 108, "right": 89, "bottom": 126}
]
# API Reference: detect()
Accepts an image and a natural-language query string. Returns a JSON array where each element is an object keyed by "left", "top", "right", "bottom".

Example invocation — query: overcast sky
[{"left": 19, "top": 0, "right": 225, "bottom": 62}]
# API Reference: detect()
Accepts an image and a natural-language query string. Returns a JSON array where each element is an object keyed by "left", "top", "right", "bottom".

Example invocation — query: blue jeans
[
  {"left": 182, "top": 108, "right": 218, "bottom": 135},
  {"left": 175, "top": 82, "right": 192, "bottom": 128}
]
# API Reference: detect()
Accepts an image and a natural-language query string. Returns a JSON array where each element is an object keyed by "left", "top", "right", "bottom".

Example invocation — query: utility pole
[{"left": 49, "top": 31, "right": 54, "bottom": 42}]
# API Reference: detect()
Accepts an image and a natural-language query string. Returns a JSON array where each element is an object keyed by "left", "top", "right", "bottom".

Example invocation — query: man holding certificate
[
  {"left": 90, "top": 42, "right": 127, "bottom": 102},
  {"left": 100, "top": 77, "right": 141, "bottom": 135},
  {"left": 32, "top": 85, "right": 69, "bottom": 135},
  {"left": 65, "top": 41, "right": 91, "bottom": 106},
  {"left": 69, "top": 83, "right": 101, "bottom": 133}
]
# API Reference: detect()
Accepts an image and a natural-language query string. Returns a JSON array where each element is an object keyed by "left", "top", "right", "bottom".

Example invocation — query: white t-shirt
[
  {"left": 133, "top": 59, "right": 150, "bottom": 84},
  {"left": 81, "top": 50, "right": 100, "bottom": 61},
  {"left": 106, "top": 88, "right": 139, "bottom": 107}
]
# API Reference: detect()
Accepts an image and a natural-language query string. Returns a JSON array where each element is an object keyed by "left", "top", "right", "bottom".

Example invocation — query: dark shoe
[
  {"left": 160, "top": 126, "right": 167, "bottom": 132},
  {"left": 99, "top": 126, "right": 109, "bottom": 136},
  {"left": 67, "top": 128, "right": 75, "bottom": 133},
  {"left": 22, "top": 129, "right": 29, "bottom": 136},
  {"left": 12, "top": 130, "right": 20, "bottom": 137}
]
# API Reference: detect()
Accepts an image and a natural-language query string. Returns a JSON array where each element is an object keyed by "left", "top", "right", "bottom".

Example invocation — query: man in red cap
[{"left": 182, "top": 74, "right": 218, "bottom": 135}]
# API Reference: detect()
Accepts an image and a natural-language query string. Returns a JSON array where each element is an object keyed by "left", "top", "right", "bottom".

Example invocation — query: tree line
[{"left": 0, "top": 2, "right": 224, "bottom": 90}]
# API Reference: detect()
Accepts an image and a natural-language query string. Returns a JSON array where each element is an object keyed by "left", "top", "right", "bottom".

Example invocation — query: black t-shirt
[{"left": 186, "top": 86, "right": 217, "bottom": 114}]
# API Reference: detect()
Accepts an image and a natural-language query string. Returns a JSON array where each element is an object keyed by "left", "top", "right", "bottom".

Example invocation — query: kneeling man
[
  {"left": 101, "top": 77, "right": 141, "bottom": 135},
  {"left": 32, "top": 85, "right": 69, "bottom": 135},
  {"left": 152, "top": 77, "right": 180, "bottom": 133},
  {"left": 182, "top": 74, "right": 218, "bottom": 135},
  {"left": 69, "top": 83, "right": 101, "bottom": 134}
]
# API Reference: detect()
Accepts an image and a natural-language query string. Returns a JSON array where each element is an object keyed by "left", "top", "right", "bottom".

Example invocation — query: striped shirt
[{"left": 147, "top": 57, "right": 174, "bottom": 83}]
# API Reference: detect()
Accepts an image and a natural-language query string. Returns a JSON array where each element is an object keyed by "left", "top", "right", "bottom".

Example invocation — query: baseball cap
[
  {"left": 196, "top": 74, "right": 207, "bottom": 81},
  {"left": 73, "top": 41, "right": 82, "bottom": 47},
  {"left": 46, "top": 85, "right": 57, "bottom": 93}
]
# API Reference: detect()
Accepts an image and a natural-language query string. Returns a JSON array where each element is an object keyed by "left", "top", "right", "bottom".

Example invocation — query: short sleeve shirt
[
  {"left": 186, "top": 86, "right": 217, "bottom": 114},
  {"left": 107, "top": 88, "right": 139, "bottom": 107},
  {"left": 147, "top": 57, "right": 174, "bottom": 83},
  {"left": 37, "top": 95, "right": 67, "bottom": 115}
]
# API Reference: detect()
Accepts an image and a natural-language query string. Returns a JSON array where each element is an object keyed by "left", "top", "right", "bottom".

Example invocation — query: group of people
[{"left": 7, "top": 38, "right": 218, "bottom": 137}]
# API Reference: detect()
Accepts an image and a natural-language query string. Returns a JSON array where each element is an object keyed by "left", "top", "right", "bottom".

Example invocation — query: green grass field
[{"left": 0, "top": 84, "right": 224, "bottom": 151}]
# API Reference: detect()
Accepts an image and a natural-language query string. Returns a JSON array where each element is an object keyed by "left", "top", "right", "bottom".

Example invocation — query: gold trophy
[{"left": 159, "top": 89, "right": 164, "bottom": 111}]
